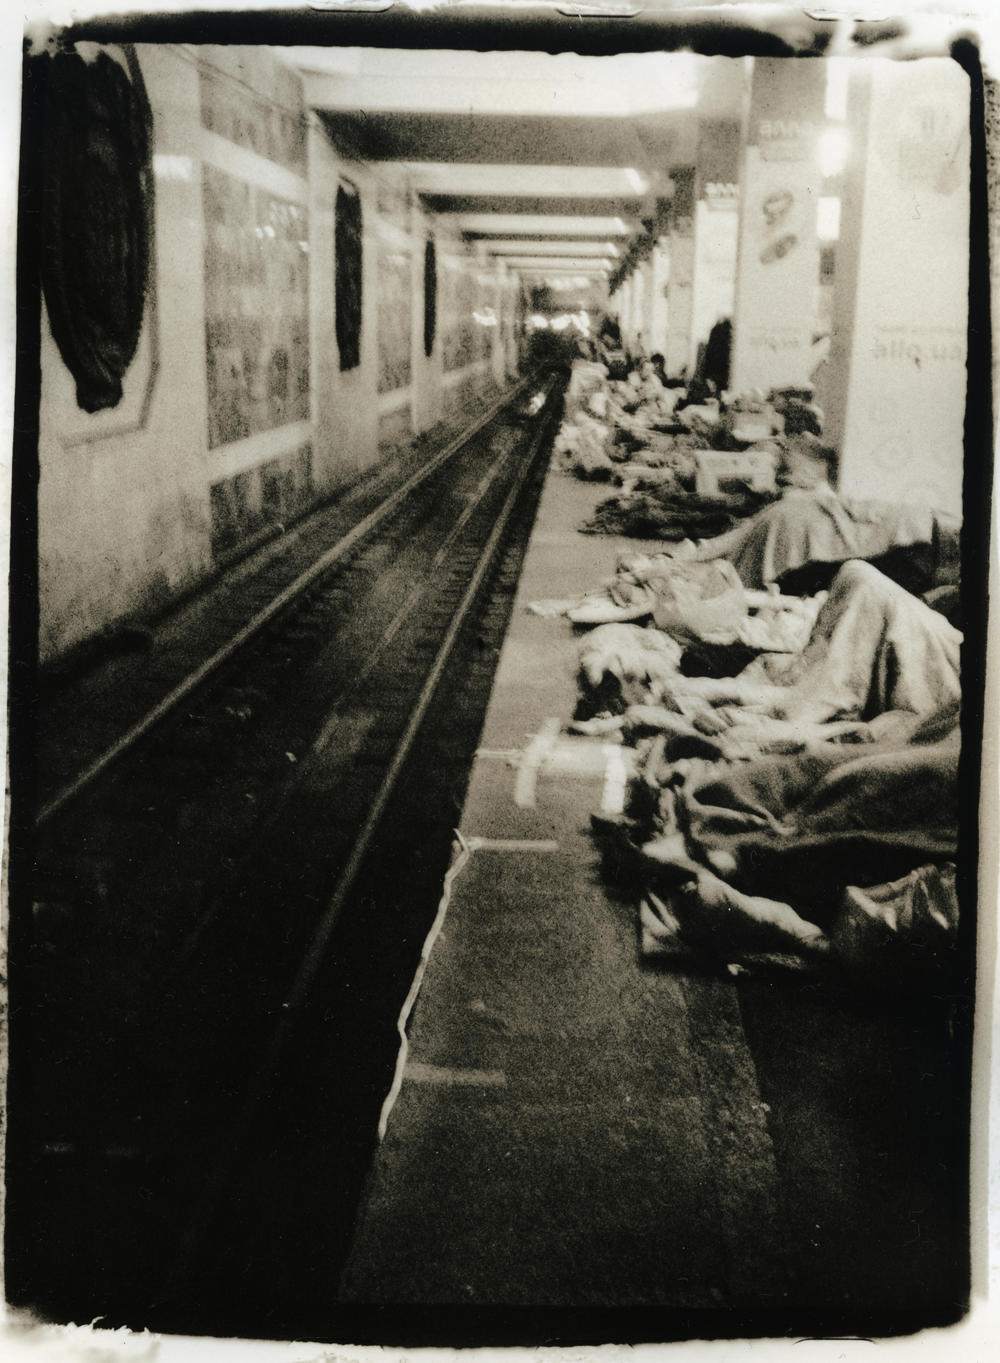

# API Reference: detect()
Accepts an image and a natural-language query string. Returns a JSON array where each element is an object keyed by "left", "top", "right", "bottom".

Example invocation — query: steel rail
[
  {"left": 161, "top": 390, "right": 552, "bottom": 978},
  {"left": 36, "top": 376, "right": 534, "bottom": 828},
  {"left": 163, "top": 373, "right": 562, "bottom": 1295}
]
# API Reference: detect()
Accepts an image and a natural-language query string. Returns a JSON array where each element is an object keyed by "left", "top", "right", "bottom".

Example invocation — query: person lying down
[
  {"left": 576, "top": 559, "right": 961, "bottom": 750},
  {"left": 672, "top": 475, "right": 961, "bottom": 597},
  {"left": 584, "top": 560, "right": 963, "bottom": 979},
  {"left": 532, "top": 470, "right": 960, "bottom": 629},
  {"left": 611, "top": 698, "right": 961, "bottom": 983}
]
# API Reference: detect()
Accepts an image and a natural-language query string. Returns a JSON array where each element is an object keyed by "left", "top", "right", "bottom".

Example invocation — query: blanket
[
  {"left": 610, "top": 702, "right": 961, "bottom": 977},
  {"left": 593, "top": 561, "right": 964, "bottom": 979},
  {"left": 687, "top": 486, "right": 959, "bottom": 591},
  {"left": 670, "top": 701, "right": 960, "bottom": 920}
]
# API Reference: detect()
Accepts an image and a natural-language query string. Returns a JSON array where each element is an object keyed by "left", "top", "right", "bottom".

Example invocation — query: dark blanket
[
  {"left": 675, "top": 701, "right": 960, "bottom": 925},
  {"left": 582, "top": 488, "right": 774, "bottom": 541}
]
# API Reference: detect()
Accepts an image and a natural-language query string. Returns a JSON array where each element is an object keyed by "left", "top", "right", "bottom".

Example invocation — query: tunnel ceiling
[
  {"left": 314, "top": 111, "right": 679, "bottom": 169},
  {"left": 282, "top": 45, "right": 747, "bottom": 286}
]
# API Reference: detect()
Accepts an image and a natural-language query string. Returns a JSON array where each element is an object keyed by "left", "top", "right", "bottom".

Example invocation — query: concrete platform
[
  {"left": 337, "top": 465, "right": 788, "bottom": 1312},
  {"left": 336, "top": 460, "right": 966, "bottom": 1332}
]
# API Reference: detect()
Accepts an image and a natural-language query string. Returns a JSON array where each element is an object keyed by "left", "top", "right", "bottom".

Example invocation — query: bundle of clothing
[
  {"left": 532, "top": 473, "right": 960, "bottom": 638},
  {"left": 553, "top": 410, "right": 617, "bottom": 480},
  {"left": 554, "top": 358, "right": 688, "bottom": 480},
  {"left": 543, "top": 392, "right": 966, "bottom": 988}
]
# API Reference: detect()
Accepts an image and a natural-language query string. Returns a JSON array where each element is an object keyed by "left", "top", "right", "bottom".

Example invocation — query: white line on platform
[
  {"left": 464, "top": 837, "right": 561, "bottom": 852},
  {"left": 602, "top": 743, "right": 629, "bottom": 814},
  {"left": 513, "top": 717, "right": 561, "bottom": 807},
  {"left": 403, "top": 1063, "right": 507, "bottom": 1088}
]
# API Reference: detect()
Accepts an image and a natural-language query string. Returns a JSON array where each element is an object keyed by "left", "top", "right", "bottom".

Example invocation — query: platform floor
[{"left": 336, "top": 460, "right": 966, "bottom": 1334}]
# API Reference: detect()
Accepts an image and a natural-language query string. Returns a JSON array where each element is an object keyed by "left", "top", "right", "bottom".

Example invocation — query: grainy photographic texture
[{"left": 3, "top": 2, "right": 997, "bottom": 1357}]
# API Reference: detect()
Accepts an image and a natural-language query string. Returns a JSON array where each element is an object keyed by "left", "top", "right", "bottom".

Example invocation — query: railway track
[
  {"left": 34, "top": 377, "right": 538, "bottom": 820},
  {"left": 9, "top": 370, "right": 566, "bottom": 1332}
]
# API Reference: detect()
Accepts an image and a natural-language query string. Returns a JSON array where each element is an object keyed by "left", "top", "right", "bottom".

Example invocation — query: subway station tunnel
[{"left": 5, "top": 9, "right": 992, "bottom": 1348}]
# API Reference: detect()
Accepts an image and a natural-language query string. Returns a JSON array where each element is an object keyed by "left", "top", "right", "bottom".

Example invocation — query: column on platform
[
  {"left": 822, "top": 60, "right": 969, "bottom": 516},
  {"left": 631, "top": 258, "right": 653, "bottom": 357},
  {"left": 639, "top": 253, "right": 660, "bottom": 359},
  {"left": 730, "top": 58, "right": 825, "bottom": 394},
  {"left": 489, "top": 257, "right": 507, "bottom": 387},
  {"left": 410, "top": 201, "right": 440, "bottom": 434},
  {"left": 606, "top": 282, "right": 620, "bottom": 339},
  {"left": 614, "top": 277, "right": 625, "bottom": 347},
  {"left": 648, "top": 239, "right": 670, "bottom": 361},
  {"left": 664, "top": 167, "right": 695, "bottom": 379},
  {"left": 620, "top": 274, "right": 636, "bottom": 353},
  {"left": 689, "top": 120, "right": 741, "bottom": 387}
]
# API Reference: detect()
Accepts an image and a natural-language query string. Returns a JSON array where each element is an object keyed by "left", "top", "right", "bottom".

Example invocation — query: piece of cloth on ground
[
  {"left": 637, "top": 559, "right": 748, "bottom": 644},
  {"left": 830, "top": 862, "right": 959, "bottom": 984},
  {"left": 581, "top": 486, "right": 776, "bottom": 540},
  {"left": 614, "top": 703, "right": 960, "bottom": 973},
  {"left": 531, "top": 555, "right": 820, "bottom": 647},
  {"left": 669, "top": 701, "right": 960, "bottom": 918},
  {"left": 553, "top": 414, "right": 615, "bottom": 479},
  {"left": 759, "top": 559, "right": 962, "bottom": 724},
  {"left": 639, "top": 856, "right": 959, "bottom": 987}
]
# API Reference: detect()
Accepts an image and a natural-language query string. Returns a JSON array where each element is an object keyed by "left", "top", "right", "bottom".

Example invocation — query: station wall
[{"left": 36, "top": 43, "right": 516, "bottom": 666}]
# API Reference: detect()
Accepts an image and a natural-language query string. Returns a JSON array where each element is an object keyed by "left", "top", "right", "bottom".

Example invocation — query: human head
[{"left": 777, "top": 433, "right": 836, "bottom": 489}]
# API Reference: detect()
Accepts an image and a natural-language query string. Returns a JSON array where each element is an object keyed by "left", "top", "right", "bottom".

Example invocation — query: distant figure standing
[
  {"left": 699, "top": 317, "right": 732, "bottom": 393},
  {"left": 598, "top": 316, "right": 629, "bottom": 379},
  {"left": 598, "top": 314, "right": 622, "bottom": 349},
  {"left": 649, "top": 352, "right": 668, "bottom": 387}
]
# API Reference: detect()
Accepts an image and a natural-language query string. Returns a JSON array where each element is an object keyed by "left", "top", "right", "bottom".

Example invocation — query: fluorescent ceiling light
[
  {"left": 818, "top": 128, "right": 850, "bottom": 179},
  {"left": 825, "top": 58, "right": 851, "bottom": 122},
  {"left": 817, "top": 196, "right": 841, "bottom": 242}
]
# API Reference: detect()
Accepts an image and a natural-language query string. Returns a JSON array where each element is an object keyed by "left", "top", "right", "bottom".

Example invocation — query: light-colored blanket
[{"left": 688, "top": 486, "right": 956, "bottom": 589}]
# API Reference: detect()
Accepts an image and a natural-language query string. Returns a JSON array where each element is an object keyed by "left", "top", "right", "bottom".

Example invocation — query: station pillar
[
  {"left": 689, "top": 120, "right": 741, "bottom": 382},
  {"left": 615, "top": 275, "right": 629, "bottom": 351},
  {"left": 490, "top": 257, "right": 507, "bottom": 388},
  {"left": 410, "top": 211, "right": 440, "bottom": 435},
  {"left": 648, "top": 238, "right": 670, "bottom": 360},
  {"left": 730, "top": 58, "right": 825, "bottom": 394},
  {"left": 664, "top": 167, "right": 695, "bottom": 379},
  {"left": 632, "top": 258, "right": 653, "bottom": 356},
  {"left": 625, "top": 271, "right": 642, "bottom": 354},
  {"left": 823, "top": 60, "right": 969, "bottom": 516}
]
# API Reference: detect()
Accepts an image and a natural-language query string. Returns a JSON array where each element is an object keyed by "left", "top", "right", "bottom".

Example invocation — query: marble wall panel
[
  {"left": 377, "top": 243, "right": 413, "bottom": 393},
  {"left": 199, "top": 63, "right": 306, "bottom": 173},
  {"left": 203, "top": 164, "right": 310, "bottom": 448},
  {"left": 209, "top": 441, "right": 314, "bottom": 559},
  {"left": 442, "top": 258, "right": 491, "bottom": 373}
]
